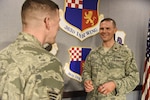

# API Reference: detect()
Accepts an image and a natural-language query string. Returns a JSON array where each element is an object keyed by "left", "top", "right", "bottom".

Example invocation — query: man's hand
[
  {"left": 84, "top": 80, "right": 94, "bottom": 92},
  {"left": 98, "top": 81, "right": 116, "bottom": 95}
]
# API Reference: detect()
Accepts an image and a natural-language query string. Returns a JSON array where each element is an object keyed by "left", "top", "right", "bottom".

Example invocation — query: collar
[
  {"left": 98, "top": 42, "right": 121, "bottom": 53},
  {"left": 17, "top": 32, "right": 42, "bottom": 47}
]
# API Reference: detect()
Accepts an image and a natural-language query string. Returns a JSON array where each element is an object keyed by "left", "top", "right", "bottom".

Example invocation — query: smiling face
[{"left": 99, "top": 20, "right": 117, "bottom": 43}]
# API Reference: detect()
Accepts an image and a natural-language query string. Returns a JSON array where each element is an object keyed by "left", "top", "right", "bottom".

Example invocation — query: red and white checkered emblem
[
  {"left": 66, "top": 0, "right": 83, "bottom": 9},
  {"left": 69, "top": 47, "right": 82, "bottom": 61}
]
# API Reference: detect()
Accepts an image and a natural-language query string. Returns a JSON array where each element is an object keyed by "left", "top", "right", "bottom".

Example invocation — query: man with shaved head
[{"left": 0, "top": 0, "right": 64, "bottom": 100}]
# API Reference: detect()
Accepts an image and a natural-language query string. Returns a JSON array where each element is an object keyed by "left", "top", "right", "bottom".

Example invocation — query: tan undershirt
[{"left": 103, "top": 47, "right": 110, "bottom": 53}]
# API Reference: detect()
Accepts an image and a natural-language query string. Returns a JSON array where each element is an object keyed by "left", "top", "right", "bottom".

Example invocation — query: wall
[{"left": 0, "top": 0, "right": 150, "bottom": 100}]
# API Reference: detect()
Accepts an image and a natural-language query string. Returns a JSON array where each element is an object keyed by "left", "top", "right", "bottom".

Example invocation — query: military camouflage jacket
[
  {"left": 0, "top": 32, "right": 64, "bottom": 100},
  {"left": 82, "top": 42, "right": 139, "bottom": 100}
]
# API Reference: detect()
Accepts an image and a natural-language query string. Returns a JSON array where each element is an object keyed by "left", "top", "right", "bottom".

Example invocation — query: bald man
[{"left": 0, "top": 0, "right": 64, "bottom": 100}]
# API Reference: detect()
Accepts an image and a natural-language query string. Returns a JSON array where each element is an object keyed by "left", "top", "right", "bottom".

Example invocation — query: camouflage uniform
[
  {"left": 0, "top": 32, "right": 64, "bottom": 100},
  {"left": 82, "top": 42, "right": 139, "bottom": 100}
]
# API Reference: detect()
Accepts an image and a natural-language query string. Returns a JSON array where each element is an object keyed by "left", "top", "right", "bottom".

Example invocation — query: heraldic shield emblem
[
  {"left": 64, "top": 47, "right": 91, "bottom": 82},
  {"left": 59, "top": 0, "right": 103, "bottom": 41}
]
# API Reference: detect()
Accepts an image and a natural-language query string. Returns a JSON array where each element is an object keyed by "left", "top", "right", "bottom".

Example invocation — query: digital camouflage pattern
[
  {"left": 82, "top": 42, "right": 139, "bottom": 100},
  {"left": 0, "top": 32, "right": 64, "bottom": 100}
]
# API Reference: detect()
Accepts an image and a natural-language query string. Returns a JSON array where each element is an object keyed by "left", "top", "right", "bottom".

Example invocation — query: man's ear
[
  {"left": 114, "top": 27, "right": 117, "bottom": 34},
  {"left": 44, "top": 17, "right": 50, "bottom": 30}
]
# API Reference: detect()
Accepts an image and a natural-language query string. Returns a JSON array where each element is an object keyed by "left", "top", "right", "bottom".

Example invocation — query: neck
[{"left": 103, "top": 40, "right": 115, "bottom": 48}]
